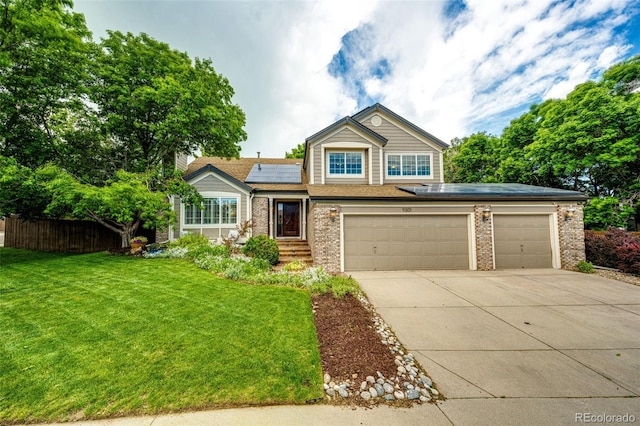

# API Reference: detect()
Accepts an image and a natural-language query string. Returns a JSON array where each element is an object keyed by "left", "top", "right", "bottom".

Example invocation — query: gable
[
  {"left": 352, "top": 103, "right": 449, "bottom": 151},
  {"left": 186, "top": 170, "right": 251, "bottom": 195}
]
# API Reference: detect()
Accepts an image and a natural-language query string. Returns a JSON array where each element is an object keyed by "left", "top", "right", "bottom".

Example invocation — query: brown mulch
[{"left": 311, "top": 293, "right": 398, "bottom": 382}]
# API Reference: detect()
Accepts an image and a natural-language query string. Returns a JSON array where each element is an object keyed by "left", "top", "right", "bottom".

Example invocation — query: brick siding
[
  {"left": 557, "top": 204, "right": 586, "bottom": 269},
  {"left": 474, "top": 205, "right": 494, "bottom": 270},
  {"left": 252, "top": 197, "right": 269, "bottom": 236},
  {"left": 308, "top": 203, "right": 341, "bottom": 273}
]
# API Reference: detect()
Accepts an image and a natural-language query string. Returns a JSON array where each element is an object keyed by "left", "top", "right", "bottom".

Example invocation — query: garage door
[
  {"left": 344, "top": 215, "right": 469, "bottom": 271},
  {"left": 493, "top": 215, "right": 552, "bottom": 269}
]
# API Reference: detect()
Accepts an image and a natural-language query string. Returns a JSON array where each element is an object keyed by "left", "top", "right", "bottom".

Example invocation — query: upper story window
[
  {"left": 387, "top": 154, "right": 431, "bottom": 177},
  {"left": 327, "top": 152, "right": 363, "bottom": 176},
  {"left": 184, "top": 197, "right": 237, "bottom": 225}
]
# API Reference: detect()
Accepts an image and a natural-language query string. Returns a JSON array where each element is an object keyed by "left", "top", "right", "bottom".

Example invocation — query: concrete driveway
[{"left": 352, "top": 269, "right": 640, "bottom": 425}]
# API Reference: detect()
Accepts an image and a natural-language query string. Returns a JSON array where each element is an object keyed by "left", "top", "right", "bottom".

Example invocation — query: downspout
[{"left": 249, "top": 189, "right": 255, "bottom": 237}]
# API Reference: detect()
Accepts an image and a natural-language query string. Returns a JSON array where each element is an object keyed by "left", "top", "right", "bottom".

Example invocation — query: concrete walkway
[
  {"left": 42, "top": 269, "right": 640, "bottom": 425},
  {"left": 352, "top": 269, "right": 640, "bottom": 425}
]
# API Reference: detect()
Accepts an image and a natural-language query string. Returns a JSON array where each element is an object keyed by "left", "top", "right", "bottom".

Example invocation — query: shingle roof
[
  {"left": 306, "top": 184, "right": 418, "bottom": 199},
  {"left": 184, "top": 157, "right": 308, "bottom": 191},
  {"left": 184, "top": 158, "right": 586, "bottom": 201},
  {"left": 307, "top": 183, "right": 587, "bottom": 201}
]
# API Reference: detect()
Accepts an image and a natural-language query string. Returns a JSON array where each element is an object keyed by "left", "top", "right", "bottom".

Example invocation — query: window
[
  {"left": 328, "top": 152, "right": 363, "bottom": 176},
  {"left": 184, "top": 197, "right": 237, "bottom": 225},
  {"left": 387, "top": 154, "right": 431, "bottom": 177}
]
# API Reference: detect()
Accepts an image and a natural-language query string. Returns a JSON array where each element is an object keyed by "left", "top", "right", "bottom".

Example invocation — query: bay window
[{"left": 184, "top": 197, "right": 237, "bottom": 225}]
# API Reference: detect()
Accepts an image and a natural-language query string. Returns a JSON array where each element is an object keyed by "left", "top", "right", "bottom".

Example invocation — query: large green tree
[
  {"left": 91, "top": 31, "right": 247, "bottom": 175},
  {"left": 0, "top": 0, "right": 91, "bottom": 169},
  {"left": 42, "top": 166, "right": 203, "bottom": 247},
  {"left": 444, "top": 55, "right": 640, "bottom": 229},
  {"left": 443, "top": 132, "right": 500, "bottom": 183}
]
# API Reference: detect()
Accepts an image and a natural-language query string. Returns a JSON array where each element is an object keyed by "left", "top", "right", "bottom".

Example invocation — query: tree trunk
[{"left": 121, "top": 232, "right": 131, "bottom": 248}]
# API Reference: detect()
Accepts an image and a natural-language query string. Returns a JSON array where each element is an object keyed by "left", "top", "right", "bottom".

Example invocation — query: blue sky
[{"left": 74, "top": 0, "right": 640, "bottom": 157}]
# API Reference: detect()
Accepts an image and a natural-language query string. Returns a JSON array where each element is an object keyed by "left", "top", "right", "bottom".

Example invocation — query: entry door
[{"left": 277, "top": 202, "right": 300, "bottom": 237}]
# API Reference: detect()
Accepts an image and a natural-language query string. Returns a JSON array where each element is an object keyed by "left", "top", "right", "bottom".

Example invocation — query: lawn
[{"left": 0, "top": 248, "right": 324, "bottom": 423}]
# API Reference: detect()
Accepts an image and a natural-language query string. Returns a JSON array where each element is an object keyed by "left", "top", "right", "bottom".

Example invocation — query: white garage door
[
  {"left": 493, "top": 215, "right": 553, "bottom": 269},
  {"left": 344, "top": 215, "right": 470, "bottom": 271}
]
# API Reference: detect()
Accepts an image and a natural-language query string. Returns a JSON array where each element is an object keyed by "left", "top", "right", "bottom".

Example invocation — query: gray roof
[{"left": 397, "top": 183, "right": 587, "bottom": 201}]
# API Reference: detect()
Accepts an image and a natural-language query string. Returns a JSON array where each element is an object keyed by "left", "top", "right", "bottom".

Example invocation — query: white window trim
[
  {"left": 326, "top": 151, "right": 365, "bottom": 178},
  {"left": 182, "top": 192, "right": 240, "bottom": 228},
  {"left": 385, "top": 152, "right": 433, "bottom": 179}
]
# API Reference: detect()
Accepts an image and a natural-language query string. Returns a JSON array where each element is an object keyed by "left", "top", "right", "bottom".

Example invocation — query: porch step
[{"left": 276, "top": 240, "right": 313, "bottom": 267}]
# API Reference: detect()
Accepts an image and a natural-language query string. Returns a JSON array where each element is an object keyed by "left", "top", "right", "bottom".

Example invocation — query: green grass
[{"left": 0, "top": 248, "right": 323, "bottom": 423}]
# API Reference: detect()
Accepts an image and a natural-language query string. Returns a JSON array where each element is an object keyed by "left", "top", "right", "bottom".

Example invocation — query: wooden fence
[{"left": 4, "top": 217, "right": 155, "bottom": 253}]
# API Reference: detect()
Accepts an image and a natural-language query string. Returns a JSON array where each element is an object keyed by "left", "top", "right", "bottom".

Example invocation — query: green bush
[
  {"left": 575, "top": 260, "right": 595, "bottom": 274},
  {"left": 170, "top": 232, "right": 210, "bottom": 248},
  {"left": 242, "top": 235, "right": 280, "bottom": 265},
  {"left": 168, "top": 233, "right": 229, "bottom": 259}
]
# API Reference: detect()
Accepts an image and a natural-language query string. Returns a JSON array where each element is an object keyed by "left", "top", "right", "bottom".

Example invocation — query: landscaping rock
[{"left": 407, "top": 389, "right": 420, "bottom": 400}]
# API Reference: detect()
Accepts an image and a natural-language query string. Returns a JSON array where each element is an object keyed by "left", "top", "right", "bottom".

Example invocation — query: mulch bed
[{"left": 311, "top": 293, "right": 398, "bottom": 383}]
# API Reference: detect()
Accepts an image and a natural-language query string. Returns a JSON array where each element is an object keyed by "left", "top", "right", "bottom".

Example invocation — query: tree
[
  {"left": 443, "top": 132, "right": 500, "bottom": 183},
  {"left": 0, "top": 0, "right": 92, "bottom": 169},
  {"left": 528, "top": 82, "right": 640, "bottom": 196},
  {"left": 42, "top": 166, "right": 203, "bottom": 247},
  {"left": 90, "top": 31, "right": 247, "bottom": 175},
  {"left": 0, "top": 156, "right": 52, "bottom": 219},
  {"left": 285, "top": 143, "right": 305, "bottom": 159}
]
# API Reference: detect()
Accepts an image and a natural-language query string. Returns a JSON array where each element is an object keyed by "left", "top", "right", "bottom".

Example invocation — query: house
[{"left": 175, "top": 103, "right": 587, "bottom": 273}]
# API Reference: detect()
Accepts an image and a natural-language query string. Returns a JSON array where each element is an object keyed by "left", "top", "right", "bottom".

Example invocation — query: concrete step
[{"left": 276, "top": 240, "right": 313, "bottom": 267}]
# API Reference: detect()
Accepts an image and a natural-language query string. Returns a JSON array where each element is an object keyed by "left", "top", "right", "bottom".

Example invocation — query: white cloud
[{"left": 74, "top": 0, "right": 637, "bottom": 153}]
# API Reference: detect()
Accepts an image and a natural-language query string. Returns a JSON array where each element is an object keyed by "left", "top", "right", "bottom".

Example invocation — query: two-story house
[{"left": 176, "top": 103, "right": 586, "bottom": 273}]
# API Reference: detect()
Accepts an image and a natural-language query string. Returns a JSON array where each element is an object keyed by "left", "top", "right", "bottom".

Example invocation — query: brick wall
[
  {"left": 474, "top": 205, "right": 494, "bottom": 270},
  {"left": 252, "top": 197, "right": 269, "bottom": 236},
  {"left": 557, "top": 204, "right": 586, "bottom": 269},
  {"left": 308, "top": 203, "right": 341, "bottom": 273}
]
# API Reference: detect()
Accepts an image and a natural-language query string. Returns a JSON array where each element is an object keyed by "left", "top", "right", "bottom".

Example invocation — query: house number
[{"left": 402, "top": 207, "right": 412, "bottom": 212}]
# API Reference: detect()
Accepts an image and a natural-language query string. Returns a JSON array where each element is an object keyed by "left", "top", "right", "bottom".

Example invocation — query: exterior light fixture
[
  {"left": 565, "top": 207, "right": 576, "bottom": 220},
  {"left": 482, "top": 207, "right": 491, "bottom": 221},
  {"left": 329, "top": 207, "right": 338, "bottom": 222}
]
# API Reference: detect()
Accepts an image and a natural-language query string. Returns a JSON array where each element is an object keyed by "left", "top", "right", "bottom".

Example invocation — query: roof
[
  {"left": 303, "top": 116, "right": 388, "bottom": 169},
  {"left": 184, "top": 157, "right": 308, "bottom": 191},
  {"left": 307, "top": 183, "right": 586, "bottom": 201},
  {"left": 352, "top": 103, "right": 449, "bottom": 149},
  {"left": 185, "top": 158, "right": 586, "bottom": 201},
  {"left": 246, "top": 164, "right": 301, "bottom": 184},
  {"left": 305, "top": 116, "right": 388, "bottom": 145},
  {"left": 307, "top": 184, "right": 416, "bottom": 199}
]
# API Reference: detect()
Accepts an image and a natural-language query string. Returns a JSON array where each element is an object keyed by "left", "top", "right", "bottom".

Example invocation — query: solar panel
[
  {"left": 245, "top": 164, "right": 301, "bottom": 184},
  {"left": 397, "top": 183, "right": 584, "bottom": 197}
]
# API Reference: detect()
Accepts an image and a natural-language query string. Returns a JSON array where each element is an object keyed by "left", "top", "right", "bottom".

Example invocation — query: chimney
[{"left": 257, "top": 152, "right": 261, "bottom": 170}]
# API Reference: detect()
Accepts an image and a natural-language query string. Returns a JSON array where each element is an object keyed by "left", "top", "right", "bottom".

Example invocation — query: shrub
[
  {"left": 170, "top": 232, "right": 210, "bottom": 249},
  {"left": 575, "top": 260, "right": 595, "bottom": 274},
  {"left": 616, "top": 243, "right": 640, "bottom": 275},
  {"left": 585, "top": 229, "right": 640, "bottom": 273},
  {"left": 242, "top": 235, "right": 279, "bottom": 265},
  {"left": 282, "top": 260, "right": 307, "bottom": 272}
]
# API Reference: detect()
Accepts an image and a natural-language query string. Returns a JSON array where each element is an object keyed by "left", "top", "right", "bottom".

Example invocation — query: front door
[{"left": 277, "top": 201, "right": 300, "bottom": 237}]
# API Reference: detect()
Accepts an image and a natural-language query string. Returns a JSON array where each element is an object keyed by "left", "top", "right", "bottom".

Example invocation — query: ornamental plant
[
  {"left": 131, "top": 236, "right": 148, "bottom": 244},
  {"left": 242, "top": 235, "right": 279, "bottom": 265}
]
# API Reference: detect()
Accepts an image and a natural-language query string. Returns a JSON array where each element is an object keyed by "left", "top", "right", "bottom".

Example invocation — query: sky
[{"left": 73, "top": 0, "right": 640, "bottom": 158}]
